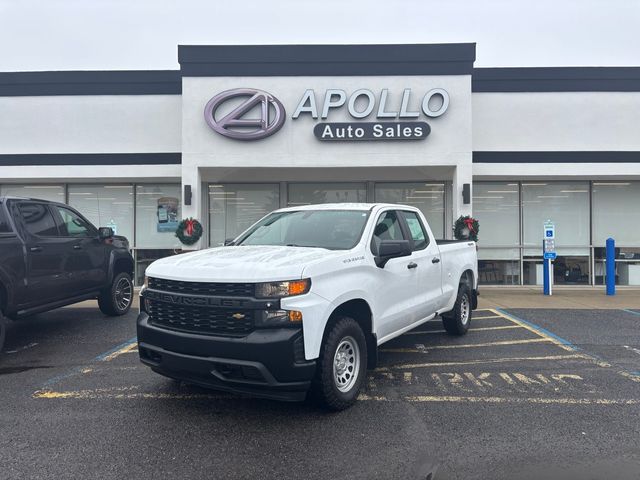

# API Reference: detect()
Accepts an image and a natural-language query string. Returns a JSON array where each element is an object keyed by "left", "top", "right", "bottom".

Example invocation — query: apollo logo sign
[
  {"left": 204, "top": 87, "right": 449, "bottom": 141},
  {"left": 204, "top": 88, "right": 286, "bottom": 140}
]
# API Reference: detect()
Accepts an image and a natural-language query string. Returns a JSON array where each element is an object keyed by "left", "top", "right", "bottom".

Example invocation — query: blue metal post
[
  {"left": 606, "top": 237, "right": 616, "bottom": 296},
  {"left": 543, "top": 240, "right": 550, "bottom": 295}
]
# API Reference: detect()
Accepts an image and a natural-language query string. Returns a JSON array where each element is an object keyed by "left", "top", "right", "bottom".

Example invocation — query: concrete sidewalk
[{"left": 478, "top": 287, "right": 640, "bottom": 310}]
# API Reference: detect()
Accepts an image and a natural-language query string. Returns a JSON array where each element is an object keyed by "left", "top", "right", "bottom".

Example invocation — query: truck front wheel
[
  {"left": 312, "top": 316, "right": 368, "bottom": 411},
  {"left": 98, "top": 272, "right": 133, "bottom": 316},
  {"left": 441, "top": 285, "right": 472, "bottom": 336}
]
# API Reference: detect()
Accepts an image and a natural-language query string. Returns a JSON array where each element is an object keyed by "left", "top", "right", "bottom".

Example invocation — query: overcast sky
[{"left": 1, "top": 0, "right": 639, "bottom": 71}]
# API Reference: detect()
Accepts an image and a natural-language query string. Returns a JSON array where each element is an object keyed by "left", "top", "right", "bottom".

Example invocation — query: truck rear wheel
[
  {"left": 98, "top": 272, "right": 133, "bottom": 316},
  {"left": 441, "top": 285, "right": 472, "bottom": 336},
  {"left": 311, "top": 316, "right": 367, "bottom": 411}
]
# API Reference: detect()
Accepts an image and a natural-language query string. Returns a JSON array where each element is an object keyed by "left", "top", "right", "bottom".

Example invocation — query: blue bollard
[
  {"left": 543, "top": 240, "right": 550, "bottom": 295},
  {"left": 606, "top": 237, "right": 616, "bottom": 296}
]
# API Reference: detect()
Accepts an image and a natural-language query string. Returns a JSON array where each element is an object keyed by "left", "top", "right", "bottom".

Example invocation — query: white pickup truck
[{"left": 137, "top": 203, "right": 478, "bottom": 410}]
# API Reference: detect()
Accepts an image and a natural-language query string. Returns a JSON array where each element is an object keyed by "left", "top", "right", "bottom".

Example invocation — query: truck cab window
[
  {"left": 402, "top": 211, "right": 430, "bottom": 250},
  {"left": 53, "top": 206, "right": 93, "bottom": 237},
  {"left": 18, "top": 203, "right": 59, "bottom": 237},
  {"left": 371, "top": 210, "right": 405, "bottom": 254}
]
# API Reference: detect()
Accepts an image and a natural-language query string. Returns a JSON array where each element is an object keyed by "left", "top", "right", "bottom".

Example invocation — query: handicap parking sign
[{"left": 544, "top": 222, "right": 555, "bottom": 239}]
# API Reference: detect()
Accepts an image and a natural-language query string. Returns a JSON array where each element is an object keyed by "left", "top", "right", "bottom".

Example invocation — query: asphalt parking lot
[{"left": 1, "top": 305, "right": 640, "bottom": 480}]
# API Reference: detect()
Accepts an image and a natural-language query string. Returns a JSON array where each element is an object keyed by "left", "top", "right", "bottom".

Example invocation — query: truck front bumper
[{"left": 137, "top": 312, "right": 316, "bottom": 402}]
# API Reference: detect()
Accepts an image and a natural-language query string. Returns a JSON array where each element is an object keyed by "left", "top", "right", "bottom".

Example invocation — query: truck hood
[{"left": 145, "top": 245, "right": 343, "bottom": 283}]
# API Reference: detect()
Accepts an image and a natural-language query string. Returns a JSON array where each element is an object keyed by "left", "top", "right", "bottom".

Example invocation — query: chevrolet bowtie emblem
[{"left": 231, "top": 313, "right": 246, "bottom": 320}]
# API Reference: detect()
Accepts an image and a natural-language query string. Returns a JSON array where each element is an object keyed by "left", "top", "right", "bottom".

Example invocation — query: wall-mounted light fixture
[{"left": 462, "top": 183, "right": 471, "bottom": 204}]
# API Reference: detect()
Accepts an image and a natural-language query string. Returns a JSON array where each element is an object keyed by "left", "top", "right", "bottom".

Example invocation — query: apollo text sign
[{"left": 204, "top": 87, "right": 450, "bottom": 142}]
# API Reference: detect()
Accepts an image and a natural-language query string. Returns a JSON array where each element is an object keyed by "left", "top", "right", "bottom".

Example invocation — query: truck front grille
[
  {"left": 148, "top": 277, "right": 255, "bottom": 297},
  {"left": 147, "top": 300, "right": 255, "bottom": 337}
]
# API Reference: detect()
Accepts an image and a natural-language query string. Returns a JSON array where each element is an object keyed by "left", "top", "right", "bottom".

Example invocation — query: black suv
[{"left": 0, "top": 196, "right": 135, "bottom": 351}]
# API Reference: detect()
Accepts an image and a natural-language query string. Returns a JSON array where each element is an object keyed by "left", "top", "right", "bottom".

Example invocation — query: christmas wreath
[
  {"left": 453, "top": 215, "right": 479, "bottom": 242},
  {"left": 175, "top": 217, "right": 203, "bottom": 246}
]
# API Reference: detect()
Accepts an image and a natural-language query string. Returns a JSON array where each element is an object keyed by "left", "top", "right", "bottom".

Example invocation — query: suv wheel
[
  {"left": 98, "top": 272, "right": 133, "bottom": 316},
  {"left": 0, "top": 310, "right": 7, "bottom": 353},
  {"left": 311, "top": 316, "right": 367, "bottom": 411},
  {"left": 441, "top": 284, "right": 472, "bottom": 336}
]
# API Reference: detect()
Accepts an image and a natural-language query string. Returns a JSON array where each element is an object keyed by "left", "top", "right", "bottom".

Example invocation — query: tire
[
  {"left": 441, "top": 285, "right": 472, "bottom": 336},
  {"left": 98, "top": 272, "right": 133, "bottom": 316},
  {"left": 311, "top": 316, "right": 368, "bottom": 411},
  {"left": 0, "top": 311, "right": 7, "bottom": 353}
]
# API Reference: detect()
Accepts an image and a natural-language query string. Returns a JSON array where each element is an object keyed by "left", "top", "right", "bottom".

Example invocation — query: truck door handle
[
  {"left": 407, "top": 262, "right": 418, "bottom": 269},
  {"left": 73, "top": 245, "right": 82, "bottom": 250},
  {"left": 432, "top": 257, "right": 441, "bottom": 264},
  {"left": 29, "top": 246, "right": 43, "bottom": 253}
]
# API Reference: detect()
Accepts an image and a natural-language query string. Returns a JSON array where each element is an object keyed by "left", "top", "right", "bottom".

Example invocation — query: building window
[
  {"left": 68, "top": 185, "right": 134, "bottom": 242},
  {"left": 209, "top": 184, "right": 280, "bottom": 247},
  {"left": 473, "top": 182, "right": 520, "bottom": 285},
  {"left": 522, "top": 182, "right": 590, "bottom": 285},
  {"left": 592, "top": 181, "right": 640, "bottom": 285},
  {"left": 134, "top": 184, "right": 182, "bottom": 284},
  {"left": 287, "top": 183, "right": 366, "bottom": 206},
  {"left": 374, "top": 183, "right": 445, "bottom": 238},
  {"left": 135, "top": 184, "right": 182, "bottom": 249},
  {"left": 0, "top": 184, "right": 65, "bottom": 203}
]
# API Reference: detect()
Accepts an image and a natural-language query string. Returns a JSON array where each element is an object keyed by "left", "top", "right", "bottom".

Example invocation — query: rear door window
[
  {"left": 18, "top": 203, "right": 59, "bottom": 237},
  {"left": 0, "top": 203, "right": 12, "bottom": 233},
  {"left": 402, "top": 211, "right": 430, "bottom": 251},
  {"left": 51, "top": 205, "right": 94, "bottom": 237}
]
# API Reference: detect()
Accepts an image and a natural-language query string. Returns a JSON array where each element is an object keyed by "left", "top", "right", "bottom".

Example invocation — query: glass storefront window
[
  {"left": 524, "top": 253, "right": 591, "bottom": 286},
  {"left": 473, "top": 182, "right": 520, "bottom": 284},
  {"left": 68, "top": 185, "right": 134, "bottom": 242},
  {"left": 135, "top": 249, "right": 182, "bottom": 285},
  {"left": 374, "top": 183, "right": 445, "bottom": 238},
  {"left": 287, "top": 183, "right": 366, "bottom": 206},
  {"left": 522, "top": 182, "right": 590, "bottom": 285},
  {"left": 135, "top": 184, "right": 182, "bottom": 249},
  {"left": 0, "top": 184, "right": 65, "bottom": 203},
  {"left": 592, "top": 181, "right": 640, "bottom": 247},
  {"left": 594, "top": 247, "right": 640, "bottom": 286},
  {"left": 478, "top": 259, "right": 520, "bottom": 285},
  {"left": 209, "top": 184, "right": 280, "bottom": 246}
]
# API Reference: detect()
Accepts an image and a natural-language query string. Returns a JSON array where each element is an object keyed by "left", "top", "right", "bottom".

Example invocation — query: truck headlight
[
  {"left": 255, "top": 310, "right": 303, "bottom": 328},
  {"left": 255, "top": 279, "right": 311, "bottom": 299}
]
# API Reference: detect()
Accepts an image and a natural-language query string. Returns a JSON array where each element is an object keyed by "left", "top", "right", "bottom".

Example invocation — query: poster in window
[{"left": 157, "top": 197, "right": 179, "bottom": 232}]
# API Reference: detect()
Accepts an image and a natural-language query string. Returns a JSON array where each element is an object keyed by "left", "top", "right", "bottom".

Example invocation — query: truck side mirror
[
  {"left": 375, "top": 240, "right": 412, "bottom": 268},
  {"left": 98, "top": 227, "right": 114, "bottom": 239}
]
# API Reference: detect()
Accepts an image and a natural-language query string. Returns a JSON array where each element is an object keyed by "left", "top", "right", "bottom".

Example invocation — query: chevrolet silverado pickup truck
[
  {"left": 0, "top": 196, "right": 134, "bottom": 351},
  {"left": 138, "top": 203, "right": 478, "bottom": 410}
]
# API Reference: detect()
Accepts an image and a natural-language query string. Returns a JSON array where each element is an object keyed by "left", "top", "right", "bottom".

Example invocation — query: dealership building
[{"left": 1, "top": 43, "right": 639, "bottom": 286}]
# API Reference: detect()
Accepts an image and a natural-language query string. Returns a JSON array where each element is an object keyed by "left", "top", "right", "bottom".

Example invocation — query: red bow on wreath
[
  {"left": 464, "top": 217, "right": 476, "bottom": 234},
  {"left": 184, "top": 219, "right": 195, "bottom": 236}
]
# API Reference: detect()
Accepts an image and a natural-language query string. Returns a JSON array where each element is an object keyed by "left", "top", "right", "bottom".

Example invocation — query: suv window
[
  {"left": 0, "top": 202, "right": 12, "bottom": 233},
  {"left": 403, "top": 211, "right": 429, "bottom": 251},
  {"left": 18, "top": 203, "right": 59, "bottom": 237},
  {"left": 370, "top": 210, "right": 405, "bottom": 254},
  {"left": 53, "top": 206, "right": 93, "bottom": 237}
]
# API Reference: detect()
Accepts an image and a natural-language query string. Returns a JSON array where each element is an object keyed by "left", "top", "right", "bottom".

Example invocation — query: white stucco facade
[{"left": 1, "top": 43, "right": 639, "bottom": 285}]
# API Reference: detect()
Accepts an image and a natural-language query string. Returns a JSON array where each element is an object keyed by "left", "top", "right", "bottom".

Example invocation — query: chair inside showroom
[{"left": 479, "top": 261, "right": 499, "bottom": 284}]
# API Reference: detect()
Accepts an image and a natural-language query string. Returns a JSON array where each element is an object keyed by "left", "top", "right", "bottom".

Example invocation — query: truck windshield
[{"left": 235, "top": 210, "right": 370, "bottom": 250}]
